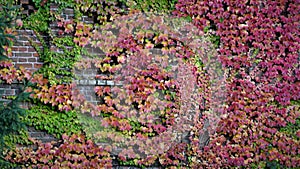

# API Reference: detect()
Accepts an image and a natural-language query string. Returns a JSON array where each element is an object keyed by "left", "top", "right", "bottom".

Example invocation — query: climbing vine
[
  {"left": 0, "top": 0, "right": 299, "bottom": 168},
  {"left": 174, "top": 0, "right": 300, "bottom": 167},
  {"left": 24, "top": 104, "right": 83, "bottom": 138}
]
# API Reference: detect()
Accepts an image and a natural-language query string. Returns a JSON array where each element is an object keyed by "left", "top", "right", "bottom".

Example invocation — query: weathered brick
[
  {"left": 29, "top": 132, "right": 45, "bottom": 138},
  {"left": 21, "top": 41, "right": 30, "bottom": 46},
  {"left": 64, "top": 8, "right": 74, "bottom": 15},
  {"left": 20, "top": 0, "right": 29, "bottom": 4},
  {"left": 17, "top": 47, "right": 28, "bottom": 52},
  {"left": 5, "top": 89, "right": 15, "bottom": 95},
  {"left": 28, "top": 58, "right": 37, "bottom": 62},
  {"left": 28, "top": 47, "right": 36, "bottom": 52},
  {"left": 18, "top": 57, "right": 28, "bottom": 62},
  {"left": 13, "top": 53, "right": 33, "bottom": 57},
  {"left": 27, "top": 5, "right": 34, "bottom": 10},
  {"left": 7, "top": 4, "right": 118, "bottom": 111},
  {"left": 50, "top": 3, "right": 59, "bottom": 10},
  {"left": 17, "top": 35, "right": 29, "bottom": 42},
  {"left": 33, "top": 53, "right": 40, "bottom": 57},
  {"left": 16, "top": 63, "right": 33, "bottom": 69}
]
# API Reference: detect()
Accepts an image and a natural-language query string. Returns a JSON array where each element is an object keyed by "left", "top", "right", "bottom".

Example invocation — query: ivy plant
[{"left": 24, "top": 104, "right": 83, "bottom": 138}]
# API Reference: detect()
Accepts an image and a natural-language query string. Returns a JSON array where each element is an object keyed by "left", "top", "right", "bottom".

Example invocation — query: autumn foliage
[
  {"left": 5, "top": 134, "right": 112, "bottom": 168},
  {"left": 0, "top": 0, "right": 299, "bottom": 168},
  {"left": 174, "top": 0, "right": 300, "bottom": 167}
]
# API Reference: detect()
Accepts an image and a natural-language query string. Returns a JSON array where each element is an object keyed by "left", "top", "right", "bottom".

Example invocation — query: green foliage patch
[
  {"left": 280, "top": 118, "right": 300, "bottom": 140},
  {"left": 0, "top": 2, "right": 29, "bottom": 167},
  {"left": 4, "top": 129, "right": 32, "bottom": 148},
  {"left": 0, "top": 2, "right": 16, "bottom": 60},
  {"left": 77, "top": 113, "right": 110, "bottom": 142},
  {"left": 30, "top": 32, "right": 84, "bottom": 85},
  {"left": 22, "top": 7, "right": 50, "bottom": 32},
  {"left": 24, "top": 105, "right": 83, "bottom": 138},
  {"left": 2, "top": 0, "right": 300, "bottom": 168},
  {"left": 121, "top": 0, "right": 178, "bottom": 13}
]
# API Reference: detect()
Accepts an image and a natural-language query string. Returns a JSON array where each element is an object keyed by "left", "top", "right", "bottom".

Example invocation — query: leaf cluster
[
  {"left": 30, "top": 32, "right": 83, "bottom": 85},
  {"left": 174, "top": 0, "right": 300, "bottom": 167},
  {"left": 0, "top": 86, "right": 31, "bottom": 167},
  {"left": 3, "top": 0, "right": 300, "bottom": 168},
  {"left": 120, "top": 0, "right": 178, "bottom": 13},
  {"left": 5, "top": 134, "right": 112, "bottom": 168},
  {"left": 0, "top": 2, "right": 17, "bottom": 60},
  {"left": 24, "top": 104, "right": 83, "bottom": 139}
]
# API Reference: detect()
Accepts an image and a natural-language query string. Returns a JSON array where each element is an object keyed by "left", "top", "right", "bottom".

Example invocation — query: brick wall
[
  {"left": 1, "top": 3, "right": 210, "bottom": 168},
  {"left": 12, "top": 29, "right": 43, "bottom": 70},
  {"left": 1, "top": 2, "right": 107, "bottom": 105}
]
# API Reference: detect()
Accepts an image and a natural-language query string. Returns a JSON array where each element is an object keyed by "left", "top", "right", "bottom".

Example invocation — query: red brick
[
  {"left": 18, "top": 58, "right": 27, "bottom": 62},
  {"left": 5, "top": 89, "right": 15, "bottom": 95},
  {"left": 11, "top": 47, "right": 18, "bottom": 51},
  {"left": 28, "top": 47, "right": 36, "bottom": 52},
  {"left": 20, "top": 0, "right": 29, "bottom": 4},
  {"left": 18, "top": 47, "right": 28, "bottom": 52},
  {"left": 17, "top": 35, "right": 29, "bottom": 42},
  {"left": 28, "top": 58, "right": 37, "bottom": 62},
  {"left": 28, "top": 5, "right": 34, "bottom": 10},
  {"left": 33, "top": 53, "right": 40, "bottom": 57},
  {"left": 13, "top": 53, "right": 33, "bottom": 57},
  {"left": 16, "top": 63, "right": 33, "bottom": 69},
  {"left": 50, "top": 4, "right": 59, "bottom": 10},
  {"left": 64, "top": 8, "right": 74, "bottom": 15},
  {"left": 22, "top": 41, "right": 30, "bottom": 46}
]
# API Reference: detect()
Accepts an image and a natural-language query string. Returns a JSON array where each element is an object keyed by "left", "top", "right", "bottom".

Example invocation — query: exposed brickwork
[
  {"left": 1, "top": 4, "right": 210, "bottom": 168},
  {"left": 1, "top": 3, "right": 105, "bottom": 104},
  {"left": 28, "top": 127, "right": 58, "bottom": 143},
  {"left": 0, "top": 82, "right": 23, "bottom": 97},
  {"left": 12, "top": 30, "right": 43, "bottom": 71}
]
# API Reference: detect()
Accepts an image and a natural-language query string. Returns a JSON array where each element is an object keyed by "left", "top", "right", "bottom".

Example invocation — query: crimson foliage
[
  {"left": 174, "top": 0, "right": 300, "bottom": 167},
  {"left": 5, "top": 134, "right": 112, "bottom": 168},
  {"left": 1, "top": 0, "right": 300, "bottom": 168}
]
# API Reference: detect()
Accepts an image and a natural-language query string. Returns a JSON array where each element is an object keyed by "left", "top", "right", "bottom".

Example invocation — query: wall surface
[
  {"left": 1, "top": 2, "right": 210, "bottom": 168},
  {"left": 1, "top": 1, "right": 108, "bottom": 105}
]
